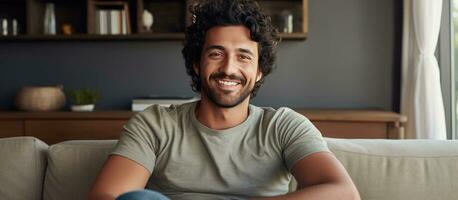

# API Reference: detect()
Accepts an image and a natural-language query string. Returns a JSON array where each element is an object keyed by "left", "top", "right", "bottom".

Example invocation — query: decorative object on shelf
[
  {"left": 12, "top": 19, "right": 18, "bottom": 35},
  {"left": 68, "top": 88, "right": 101, "bottom": 112},
  {"left": 61, "top": 23, "right": 74, "bottom": 35},
  {"left": 15, "top": 85, "right": 66, "bottom": 112},
  {"left": 44, "top": 3, "right": 56, "bottom": 35},
  {"left": 70, "top": 104, "right": 95, "bottom": 112},
  {"left": 0, "top": 18, "right": 18, "bottom": 36},
  {"left": 1, "top": 18, "right": 7, "bottom": 36},
  {"left": 143, "top": 9, "right": 154, "bottom": 32},
  {"left": 132, "top": 95, "right": 200, "bottom": 111},
  {"left": 280, "top": 10, "right": 293, "bottom": 33}
]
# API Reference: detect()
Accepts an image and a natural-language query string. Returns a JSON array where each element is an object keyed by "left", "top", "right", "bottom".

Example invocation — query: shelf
[
  {"left": 279, "top": 33, "right": 307, "bottom": 40},
  {"left": 0, "top": 32, "right": 306, "bottom": 41},
  {"left": 0, "top": 109, "right": 405, "bottom": 122},
  {"left": 0, "top": 111, "right": 134, "bottom": 120},
  {"left": 295, "top": 109, "right": 407, "bottom": 123},
  {"left": 139, "top": 0, "right": 185, "bottom": 33},
  {"left": 0, "top": 0, "right": 308, "bottom": 41},
  {"left": 0, "top": 33, "right": 184, "bottom": 41}
]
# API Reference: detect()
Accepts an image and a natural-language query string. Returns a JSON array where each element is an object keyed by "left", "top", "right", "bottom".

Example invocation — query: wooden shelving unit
[
  {"left": 0, "top": 32, "right": 308, "bottom": 41},
  {"left": 0, "top": 109, "right": 406, "bottom": 144},
  {"left": 0, "top": 0, "right": 309, "bottom": 41},
  {"left": 0, "top": 33, "right": 185, "bottom": 41}
]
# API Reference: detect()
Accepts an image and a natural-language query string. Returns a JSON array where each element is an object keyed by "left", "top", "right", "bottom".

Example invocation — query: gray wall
[{"left": 0, "top": 0, "right": 401, "bottom": 111}]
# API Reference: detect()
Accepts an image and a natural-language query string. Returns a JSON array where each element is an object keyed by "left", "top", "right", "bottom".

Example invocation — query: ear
[
  {"left": 256, "top": 70, "right": 263, "bottom": 82},
  {"left": 193, "top": 64, "right": 199, "bottom": 75}
]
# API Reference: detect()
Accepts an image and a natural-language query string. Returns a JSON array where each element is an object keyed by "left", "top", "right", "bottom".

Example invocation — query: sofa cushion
[
  {"left": 43, "top": 140, "right": 117, "bottom": 200},
  {"left": 0, "top": 136, "right": 48, "bottom": 200},
  {"left": 326, "top": 138, "right": 458, "bottom": 200},
  {"left": 40, "top": 138, "right": 458, "bottom": 200}
]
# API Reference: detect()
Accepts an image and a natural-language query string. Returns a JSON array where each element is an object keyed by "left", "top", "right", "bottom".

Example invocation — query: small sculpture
[
  {"left": 280, "top": 10, "right": 293, "bottom": 33},
  {"left": 143, "top": 10, "right": 154, "bottom": 32},
  {"left": 61, "top": 23, "right": 74, "bottom": 35}
]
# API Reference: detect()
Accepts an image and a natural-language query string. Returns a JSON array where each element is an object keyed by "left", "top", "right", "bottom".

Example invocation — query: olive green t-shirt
[{"left": 111, "top": 101, "right": 329, "bottom": 199}]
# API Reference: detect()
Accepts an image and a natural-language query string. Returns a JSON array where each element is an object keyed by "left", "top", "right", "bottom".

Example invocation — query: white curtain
[{"left": 401, "top": 0, "right": 446, "bottom": 139}]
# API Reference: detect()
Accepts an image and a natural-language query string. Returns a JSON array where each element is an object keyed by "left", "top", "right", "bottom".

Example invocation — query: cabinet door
[
  {"left": 312, "top": 121, "right": 388, "bottom": 139},
  {"left": 24, "top": 120, "right": 127, "bottom": 144},
  {"left": 0, "top": 120, "right": 24, "bottom": 138}
]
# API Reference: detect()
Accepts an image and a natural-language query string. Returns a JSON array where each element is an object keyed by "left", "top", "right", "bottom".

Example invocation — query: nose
[{"left": 220, "top": 55, "right": 238, "bottom": 75}]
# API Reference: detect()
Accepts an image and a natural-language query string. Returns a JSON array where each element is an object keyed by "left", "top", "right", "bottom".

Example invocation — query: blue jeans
[{"left": 116, "top": 189, "right": 170, "bottom": 200}]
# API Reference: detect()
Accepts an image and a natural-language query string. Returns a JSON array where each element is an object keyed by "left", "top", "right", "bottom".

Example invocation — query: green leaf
[{"left": 67, "top": 88, "right": 101, "bottom": 105}]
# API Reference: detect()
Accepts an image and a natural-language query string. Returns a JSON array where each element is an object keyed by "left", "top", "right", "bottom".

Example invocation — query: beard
[{"left": 200, "top": 71, "right": 253, "bottom": 108}]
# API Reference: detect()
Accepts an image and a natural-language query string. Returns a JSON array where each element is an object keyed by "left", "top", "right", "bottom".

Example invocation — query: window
[{"left": 450, "top": 0, "right": 458, "bottom": 139}]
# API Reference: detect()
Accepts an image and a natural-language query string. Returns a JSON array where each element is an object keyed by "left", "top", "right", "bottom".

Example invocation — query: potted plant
[{"left": 68, "top": 88, "right": 101, "bottom": 112}]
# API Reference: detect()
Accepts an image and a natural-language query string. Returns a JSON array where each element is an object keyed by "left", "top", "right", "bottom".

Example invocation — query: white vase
[
  {"left": 71, "top": 104, "right": 95, "bottom": 112},
  {"left": 44, "top": 3, "right": 56, "bottom": 35},
  {"left": 143, "top": 10, "right": 153, "bottom": 32}
]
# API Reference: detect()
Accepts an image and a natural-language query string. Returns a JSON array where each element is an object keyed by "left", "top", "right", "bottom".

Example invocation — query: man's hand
[
  {"left": 88, "top": 155, "right": 151, "bottom": 200},
  {"left": 251, "top": 152, "right": 361, "bottom": 200}
]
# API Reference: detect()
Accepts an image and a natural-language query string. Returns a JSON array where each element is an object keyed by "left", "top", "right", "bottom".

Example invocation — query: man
[{"left": 89, "top": 0, "right": 360, "bottom": 199}]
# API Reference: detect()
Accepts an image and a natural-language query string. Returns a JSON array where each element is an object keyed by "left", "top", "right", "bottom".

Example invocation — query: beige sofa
[{"left": 1, "top": 136, "right": 457, "bottom": 200}]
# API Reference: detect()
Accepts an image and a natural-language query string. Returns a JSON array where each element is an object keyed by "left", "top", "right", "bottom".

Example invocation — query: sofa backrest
[
  {"left": 0, "top": 137, "right": 48, "bottom": 200},
  {"left": 326, "top": 138, "right": 458, "bottom": 200},
  {"left": 43, "top": 140, "right": 116, "bottom": 200},
  {"left": 3, "top": 137, "right": 458, "bottom": 200}
]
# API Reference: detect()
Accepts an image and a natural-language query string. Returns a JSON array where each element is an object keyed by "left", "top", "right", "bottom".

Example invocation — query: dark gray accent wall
[{"left": 0, "top": 0, "right": 401, "bottom": 111}]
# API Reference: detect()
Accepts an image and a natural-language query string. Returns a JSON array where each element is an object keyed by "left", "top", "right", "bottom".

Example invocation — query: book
[
  {"left": 93, "top": 1, "right": 130, "bottom": 35},
  {"left": 94, "top": 10, "right": 100, "bottom": 34},
  {"left": 98, "top": 10, "right": 108, "bottom": 35},
  {"left": 121, "top": 10, "right": 127, "bottom": 34},
  {"left": 132, "top": 96, "right": 200, "bottom": 111},
  {"left": 110, "top": 10, "right": 121, "bottom": 35}
]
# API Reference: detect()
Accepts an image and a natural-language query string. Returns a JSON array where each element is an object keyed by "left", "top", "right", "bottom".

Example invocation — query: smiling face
[{"left": 194, "top": 25, "right": 262, "bottom": 108}]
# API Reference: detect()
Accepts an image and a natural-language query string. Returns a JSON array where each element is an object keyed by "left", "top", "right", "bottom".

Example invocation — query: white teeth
[{"left": 218, "top": 80, "right": 238, "bottom": 86}]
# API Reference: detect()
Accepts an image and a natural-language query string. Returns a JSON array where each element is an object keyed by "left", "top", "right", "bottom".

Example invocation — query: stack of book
[
  {"left": 132, "top": 96, "right": 200, "bottom": 111},
  {"left": 94, "top": 8, "right": 130, "bottom": 35}
]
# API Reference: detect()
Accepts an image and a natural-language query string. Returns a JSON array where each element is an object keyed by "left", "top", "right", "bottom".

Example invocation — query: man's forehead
[{"left": 203, "top": 25, "right": 258, "bottom": 53}]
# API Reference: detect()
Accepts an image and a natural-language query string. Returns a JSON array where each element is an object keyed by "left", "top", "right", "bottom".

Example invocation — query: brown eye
[
  {"left": 239, "top": 54, "right": 252, "bottom": 61},
  {"left": 209, "top": 51, "right": 223, "bottom": 58}
]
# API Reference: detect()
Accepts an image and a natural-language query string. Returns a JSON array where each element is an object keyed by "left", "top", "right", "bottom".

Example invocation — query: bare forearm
[{"left": 250, "top": 182, "right": 360, "bottom": 200}]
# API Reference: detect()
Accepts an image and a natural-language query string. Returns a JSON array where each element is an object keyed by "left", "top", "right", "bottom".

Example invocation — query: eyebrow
[{"left": 205, "top": 45, "right": 255, "bottom": 56}]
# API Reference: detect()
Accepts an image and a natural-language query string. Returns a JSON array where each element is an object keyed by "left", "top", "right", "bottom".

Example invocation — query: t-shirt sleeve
[
  {"left": 276, "top": 108, "right": 330, "bottom": 171},
  {"left": 110, "top": 112, "right": 158, "bottom": 174}
]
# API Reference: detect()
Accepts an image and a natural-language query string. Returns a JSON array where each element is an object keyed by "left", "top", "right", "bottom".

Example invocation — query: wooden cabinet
[
  {"left": 0, "top": 111, "right": 132, "bottom": 144},
  {"left": 0, "top": 109, "right": 406, "bottom": 144},
  {"left": 0, "top": 120, "right": 23, "bottom": 138},
  {"left": 24, "top": 120, "right": 128, "bottom": 144},
  {"left": 0, "top": 0, "right": 308, "bottom": 41},
  {"left": 313, "top": 121, "right": 389, "bottom": 139},
  {"left": 296, "top": 110, "right": 407, "bottom": 139}
]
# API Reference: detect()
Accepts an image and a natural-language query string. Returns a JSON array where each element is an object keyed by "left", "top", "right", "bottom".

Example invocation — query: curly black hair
[{"left": 182, "top": 0, "right": 279, "bottom": 98}]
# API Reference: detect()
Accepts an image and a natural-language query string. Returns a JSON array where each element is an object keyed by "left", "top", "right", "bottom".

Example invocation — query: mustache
[{"left": 210, "top": 72, "right": 246, "bottom": 84}]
